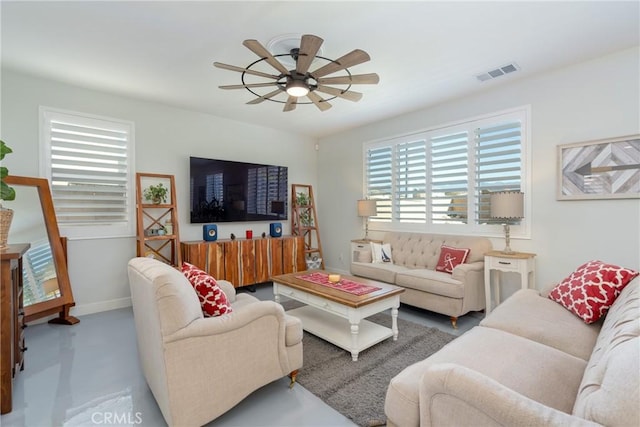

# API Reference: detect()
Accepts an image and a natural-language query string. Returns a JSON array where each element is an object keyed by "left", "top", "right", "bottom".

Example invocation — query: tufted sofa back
[
  {"left": 384, "top": 232, "right": 492, "bottom": 269},
  {"left": 572, "top": 277, "right": 639, "bottom": 426}
]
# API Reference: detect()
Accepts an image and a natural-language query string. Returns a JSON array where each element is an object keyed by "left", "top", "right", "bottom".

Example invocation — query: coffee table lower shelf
[{"left": 286, "top": 305, "right": 395, "bottom": 361}]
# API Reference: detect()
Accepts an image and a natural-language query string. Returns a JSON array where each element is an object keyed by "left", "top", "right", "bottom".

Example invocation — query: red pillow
[
  {"left": 181, "top": 262, "right": 233, "bottom": 317},
  {"left": 436, "top": 245, "right": 470, "bottom": 274},
  {"left": 548, "top": 260, "right": 638, "bottom": 324}
]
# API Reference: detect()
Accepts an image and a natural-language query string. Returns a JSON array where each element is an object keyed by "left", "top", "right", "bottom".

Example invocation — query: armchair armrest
[
  {"left": 419, "top": 364, "right": 601, "bottom": 427},
  {"left": 164, "top": 300, "right": 286, "bottom": 343},
  {"left": 216, "top": 279, "right": 237, "bottom": 302}
]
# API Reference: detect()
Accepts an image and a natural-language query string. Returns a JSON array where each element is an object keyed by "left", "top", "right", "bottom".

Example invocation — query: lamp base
[{"left": 501, "top": 224, "right": 515, "bottom": 254}]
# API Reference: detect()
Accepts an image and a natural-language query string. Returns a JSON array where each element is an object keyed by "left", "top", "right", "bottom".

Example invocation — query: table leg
[
  {"left": 273, "top": 283, "right": 280, "bottom": 303},
  {"left": 391, "top": 306, "right": 399, "bottom": 341},
  {"left": 350, "top": 322, "right": 359, "bottom": 361}
]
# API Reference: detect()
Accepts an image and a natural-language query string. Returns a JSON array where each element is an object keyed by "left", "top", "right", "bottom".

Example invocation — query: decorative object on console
[
  {"left": 357, "top": 199, "right": 377, "bottom": 240},
  {"left": 548, "top": 260, "right": 638, "bottom": 323},
  {"left": 261, "top": 232, "right": 266, "bottom": 238},
  {"left": 490, "top": 190, "right": 524, "bottom": 254},
  {"left": 0, "top": 140, "right": 16, "bottom": 249},
  {"left": 371, "top": 242, "right": 392, "bottom": 264},
  {"left": 214, "top": 34, "right": 379, "bottom": 112},
  {"left": 557, "top": 134, "right": 640, "bottom": 200},
  {"left": 436, "top": 245, "right": 470, "bottom": 274},
  {"left": 230, "top": 233, "right": 236, "bottom": 240},
  {"left": 270, "top": 222, "right": 282, "bottom": 237},
  {"left": 203, "top": 224, "right": 217, "bottom": 241},
  {"left": 181, "top": 262, "right": 233, "bottom": 317},
  {"left": 245, "top": 230, "right": 253, "bottom": 239}
]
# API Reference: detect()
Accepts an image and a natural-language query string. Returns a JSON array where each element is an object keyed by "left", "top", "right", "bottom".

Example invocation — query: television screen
[{"left": 190, "top": 156, "right": 288, "bottom": 223}]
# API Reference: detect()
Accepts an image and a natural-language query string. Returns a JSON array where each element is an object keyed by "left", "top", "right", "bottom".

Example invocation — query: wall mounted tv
[{"left": 190, "top": 156, "right": 288, "bottom": 223}]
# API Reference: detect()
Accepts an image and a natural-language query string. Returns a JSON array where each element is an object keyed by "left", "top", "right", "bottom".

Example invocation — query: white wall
[
  {"left": 317, "top": 47, "right": 640, "bottom": 296},
  {"left": 2, "top": 69, "right": 317, "bottom": 315}
]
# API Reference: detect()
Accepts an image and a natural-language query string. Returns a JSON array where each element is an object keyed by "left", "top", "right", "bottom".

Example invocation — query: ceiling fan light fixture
[{"left": 286, "top": 79, "right": 309, "bottom": 97}]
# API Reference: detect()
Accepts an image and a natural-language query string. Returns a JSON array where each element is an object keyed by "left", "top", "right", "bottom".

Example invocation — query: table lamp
[
  {"left": 357, "top": 199, "right": 377, "bottom": 240},
  {"left": 490, "top": 191, "right": 524, "bottom": 254}
]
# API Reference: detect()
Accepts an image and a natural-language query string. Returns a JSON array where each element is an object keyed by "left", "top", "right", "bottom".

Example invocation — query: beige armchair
[{"left": 127, "top": 257, "right": 303, "bottom": 427}]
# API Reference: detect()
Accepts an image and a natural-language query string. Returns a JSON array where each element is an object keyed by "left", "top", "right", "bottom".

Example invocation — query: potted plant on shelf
[
  {"left": 295, "top": 191, "right": 313, "bottom": 226},
  {"left": 0, "top": 140, "right": 16, "bottom": 249},
  {"left": 143, "top": 183, "right": 168, "bottom": 204}
]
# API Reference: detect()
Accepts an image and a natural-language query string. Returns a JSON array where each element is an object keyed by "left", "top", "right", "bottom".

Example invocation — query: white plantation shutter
[
  {"left": 42, "top": 109, "right": 135, "bottom": 238},
  {"left": 395, "top": 140, "right": 426, "bottom": 223},
  {"left": 363, "top": 107, "right": 528, "bottom": 235},
  {"left": 430, "top": 131, "right": 469, "bottom": 224},
  {"left": 475, "top": 121, "right": 522, "bottom": 224},
  {"left": 22, "top": 240, "right": 56, "bottom": 306},
  {"left": 366, "top": 145, "right": 393, "bottom": 221}
]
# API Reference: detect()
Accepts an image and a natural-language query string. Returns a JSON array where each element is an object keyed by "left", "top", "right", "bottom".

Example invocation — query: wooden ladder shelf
[
  {"left": 136, "top": 173, "right": 181, "bottom": 267},
  {"left": 291, "top": 184, "right": 324, "bottom": 269}
]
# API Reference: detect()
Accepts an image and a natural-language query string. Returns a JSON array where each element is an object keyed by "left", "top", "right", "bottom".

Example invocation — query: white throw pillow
[{"left": 371, "top": 242, "right": 393, "bottom": 264}]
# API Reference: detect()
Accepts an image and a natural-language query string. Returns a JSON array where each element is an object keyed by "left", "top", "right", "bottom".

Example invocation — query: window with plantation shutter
[
  {"left": 41, "top": 108, "right": 135, "bottom": 239},
  {"left": 475, "top": 121, "right": 522, "bottom": 224},
  {"left": 363, "top": 107, "right": 529, "bottom": 236},
  {"left": 365, "top": 145, "right": 393, "bottom": 221},
  {"left": 395, "top": 139, "right": 427, "bottom": 223},
  {"left": 430, "top": 130, "right": 469, "bottom": 224},
  {"left": 22, "top": 240, "right": 58, "bottom": 306}
]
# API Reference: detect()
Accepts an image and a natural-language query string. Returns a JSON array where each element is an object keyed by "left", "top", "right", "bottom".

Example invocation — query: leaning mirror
[{"left": 5, "top": 175, "right": 78, "bottom": 324}]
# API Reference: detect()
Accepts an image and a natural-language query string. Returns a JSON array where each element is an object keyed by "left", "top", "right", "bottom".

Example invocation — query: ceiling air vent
[{"left": 476, "top": 63, "right": 520, "bottom": 82}]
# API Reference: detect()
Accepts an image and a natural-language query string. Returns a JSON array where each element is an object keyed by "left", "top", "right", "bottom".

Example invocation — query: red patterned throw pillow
[
  {"left": 548, "top": 260, "right": 638, "bottom": 324},
  {"left": 181, "top": 262, "right": 233, "bottom": 317},
  {"left": 436, "top": 245, "right": 471, "bottom": 274}
]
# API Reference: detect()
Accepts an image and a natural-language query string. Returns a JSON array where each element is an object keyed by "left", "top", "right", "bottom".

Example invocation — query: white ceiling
[{"left": 2, "top": 1, "right": 639, "bottom": 139}]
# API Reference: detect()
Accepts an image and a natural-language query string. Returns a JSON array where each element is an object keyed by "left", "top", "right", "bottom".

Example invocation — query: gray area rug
[{"left": 282, "top": 300, "right": 457, "bottom": 427}]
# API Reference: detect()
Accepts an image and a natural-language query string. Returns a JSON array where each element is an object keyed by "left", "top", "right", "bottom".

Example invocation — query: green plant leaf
[
  {"left": 0, "top": 140, "right": 12, "bottom": 161},
  {"left": 1, "top": 182, "right": 16, "bottom": 201},
  {"left": 0, "top": 166, "right": 7, "bottom": 179}
]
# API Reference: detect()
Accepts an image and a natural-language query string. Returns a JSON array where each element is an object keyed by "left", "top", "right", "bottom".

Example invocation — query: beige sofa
[
  {"left": 127, "top": 257, "right": 303, "bottom": 427},
  {"left": 384, "top": 276, "right": 640, "bottom": 427},
  {"left": 351, "top": 232, "right": 492, "bottom": 327}
]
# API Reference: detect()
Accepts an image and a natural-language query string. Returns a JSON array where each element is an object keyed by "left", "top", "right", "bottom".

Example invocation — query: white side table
[{"left": 484, "top": 250, "right": 536, "bottom": 315}]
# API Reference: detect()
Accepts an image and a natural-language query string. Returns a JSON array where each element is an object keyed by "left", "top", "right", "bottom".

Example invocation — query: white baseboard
[{"left": 71, "top": 297, "right": 132, "bottom": 317}]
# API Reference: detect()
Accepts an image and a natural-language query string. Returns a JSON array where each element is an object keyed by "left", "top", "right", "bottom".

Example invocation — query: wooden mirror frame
[{"left": 5, "top": 175, "right": 79, "bottom": 325}]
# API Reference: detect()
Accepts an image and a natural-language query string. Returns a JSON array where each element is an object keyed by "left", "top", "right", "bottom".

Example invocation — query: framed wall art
[{"left": 557, "top": 135, "right": 640, "bottom": 200}]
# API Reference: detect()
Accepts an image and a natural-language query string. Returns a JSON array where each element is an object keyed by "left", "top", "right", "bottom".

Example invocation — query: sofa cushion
[
  {"left": 573, "top": 277, "right": 639, "bottom": 426},
  {"left": 395, "top": 269, "right": 464, "bottom": 298},
  {"left": 548, "top": 260, "right": 638, "bottom": 323},
  {"left": 350, "top": 262, "right": 409, "bottom": 284},
  {"left": 435, "top": 245, "right": 470, "bottom": 273},
  {"left": 385, "top": 326, "right": 587, "bottom": 427},
  {"left": 181, "top": 262, "right": 233, "bottom": 317},
  {"left": 480, "top": 289, "right": 601, "bottom": 361}
]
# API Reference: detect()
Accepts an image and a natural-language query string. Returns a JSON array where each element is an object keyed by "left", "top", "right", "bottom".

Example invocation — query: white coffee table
[{"left": 271, "top": 271, "right": 404, "bottom": 361}]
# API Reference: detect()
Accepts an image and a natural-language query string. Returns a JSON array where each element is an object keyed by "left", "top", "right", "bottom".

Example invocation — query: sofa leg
[
  {"left": 288, "top": 370, "right": 298, "bottom": 388},
  {"left": 450, "top": 317, "right": 458, "bottom": 329}
]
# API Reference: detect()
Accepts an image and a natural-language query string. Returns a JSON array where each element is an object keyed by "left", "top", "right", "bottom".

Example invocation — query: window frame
[
  {"left": 39, "top": 106, "right": 136, "bottom": 240},
  {"left": 363, "top": 106, "right": 531, "bottom": 239}
]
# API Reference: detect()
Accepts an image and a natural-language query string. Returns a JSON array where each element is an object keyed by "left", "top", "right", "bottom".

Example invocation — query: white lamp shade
[
  {"left": 490, "top": 191, "right": 524, "bottom": 219},
  {"left": 357, "top": 199, "right": 377, "bottom": 217}
]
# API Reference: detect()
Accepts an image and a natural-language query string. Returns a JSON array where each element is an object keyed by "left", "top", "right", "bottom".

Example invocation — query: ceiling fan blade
[
  {"left": 246, "top": 89, "right": 283, "bottom": 104},
  {"left": 315, "top": 85, "right": 363, "bottom": 102},
  {"left": 296, "top": 34, "right": 323, "bottom": 75},
  {"left": 243, "top": 39, "right": 290, "bottom": 75},
  {"left": 213, "top": 62, "right": 280, "bottom": 80},
  {"left": 283, "top": 96, "right": 297, "bottom": 112},
  {"left": 317, "top": 73, "right": 380, "bottom": 85},
  {"left": 219, "top": 82, "right": 279, "bottom": 90},
  {"left": 306, "top": 91, "right": 332, "bottom": 111},
  {"left": 311, "top": 49, "right": 371, "bottom": 79}
]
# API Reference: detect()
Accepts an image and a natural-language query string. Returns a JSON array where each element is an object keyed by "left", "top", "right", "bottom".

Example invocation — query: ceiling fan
[{"left": 213, "top": 34, "right": 379, "bottom": 112}]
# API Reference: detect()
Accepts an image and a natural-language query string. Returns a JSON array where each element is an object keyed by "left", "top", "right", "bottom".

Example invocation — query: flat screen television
[{"left": 190, "top": 156, "right": 288, "bottom": 223}]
